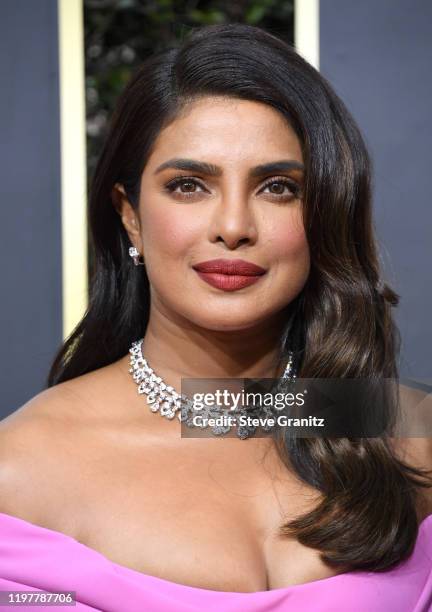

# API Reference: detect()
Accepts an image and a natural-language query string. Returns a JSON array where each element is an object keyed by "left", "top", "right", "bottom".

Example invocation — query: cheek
[
  {"left": 266, "top": 210, "right": 310, "bottom": 268},
  {"left": 141, "top": 203, "right": 201, "bottom": 260}
]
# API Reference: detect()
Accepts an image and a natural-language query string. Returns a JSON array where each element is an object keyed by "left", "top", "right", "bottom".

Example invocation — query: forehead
[{"left": 146, "top": 96, "right": 303, "bottom": 167}]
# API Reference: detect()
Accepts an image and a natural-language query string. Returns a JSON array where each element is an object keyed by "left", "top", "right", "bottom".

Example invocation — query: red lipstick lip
[
  {"left": 194, "top": 272, "right": 263, "bottom": 291},
  {"left": 192, "top": 258, "right": 266, "bottom": 276}
]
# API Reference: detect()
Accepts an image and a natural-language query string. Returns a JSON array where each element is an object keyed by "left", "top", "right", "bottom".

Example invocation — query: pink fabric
[{"left": 0, "top": 511, "right": 431, "bottom": 612}]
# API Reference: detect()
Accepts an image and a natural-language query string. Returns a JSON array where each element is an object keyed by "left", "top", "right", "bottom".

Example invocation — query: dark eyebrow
[
  {"left": 154, "top": 158, "right": 304, "bottom": 177},
  {"left": 250, "top": 160, "right": 304, "bottom": 176}
]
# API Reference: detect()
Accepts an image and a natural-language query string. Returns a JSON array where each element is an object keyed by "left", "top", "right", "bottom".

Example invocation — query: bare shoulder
[
  {"left": 393, "top": 382, "right": 432, "bottom": 517},
  {"left": 0, "top": 354, "right": 129, "bottom": 434},
  {"left": 0, "top": 358, "right": 127, "bottom": 524},
  {"left": 399, "top": 381, "right": 432, "bottom": 414},
  {"left": 396, "top": 382, "right": 432, "bottom": 462},
  {"left": 0, "top": 380, "right": 81, "bottom": 458}
]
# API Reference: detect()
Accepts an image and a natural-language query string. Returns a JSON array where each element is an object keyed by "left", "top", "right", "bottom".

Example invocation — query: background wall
[
  {"left": 320, "top": 0, "right": 432, "bottom": 384},
  {"left": 0, "top": 0, "right": 62, "bottom": 415}
]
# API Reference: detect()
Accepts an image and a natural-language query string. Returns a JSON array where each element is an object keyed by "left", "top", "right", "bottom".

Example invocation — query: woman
[{"left": 0, "top": 23, "right": 431, "bottom": 612}]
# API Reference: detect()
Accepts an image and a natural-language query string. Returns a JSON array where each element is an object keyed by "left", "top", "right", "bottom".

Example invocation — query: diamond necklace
[{"left": 128, "top": 338, "right": 296, "bottom": 439}]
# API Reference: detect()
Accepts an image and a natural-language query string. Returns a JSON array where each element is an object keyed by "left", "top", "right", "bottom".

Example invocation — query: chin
[{"left": 186, "top": 309, "right": 275, "bottom": 332}]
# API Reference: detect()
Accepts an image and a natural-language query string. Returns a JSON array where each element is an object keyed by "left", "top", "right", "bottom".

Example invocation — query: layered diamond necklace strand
[{"left": 129, "top": 338, "right": 296, "bottom": 439}]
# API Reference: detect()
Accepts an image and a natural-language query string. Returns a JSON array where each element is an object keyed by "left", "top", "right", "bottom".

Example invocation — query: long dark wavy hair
[{"left": 48, "top": 23, "right": 431, "bottom": 571}]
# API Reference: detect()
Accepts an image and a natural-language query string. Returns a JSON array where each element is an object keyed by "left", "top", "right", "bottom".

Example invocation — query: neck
[{"left": 140, "top": 304, "right": 292, "bottom": 384}]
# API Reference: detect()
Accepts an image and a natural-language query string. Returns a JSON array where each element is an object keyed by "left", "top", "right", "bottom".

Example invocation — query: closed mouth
[{"left": 192, "top": 258, "right": 267, "bottom": 276}]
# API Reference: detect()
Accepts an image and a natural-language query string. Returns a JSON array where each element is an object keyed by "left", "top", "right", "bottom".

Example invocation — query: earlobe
[{"left": 121, "top": 212, "right": 141, "bottom": 238}]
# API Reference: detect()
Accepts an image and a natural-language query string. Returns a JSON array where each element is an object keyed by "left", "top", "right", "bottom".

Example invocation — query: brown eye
[
  {"left": 178, "top": 180, "right": 198, "bottom": 193},
  {"left": 165, "top": 177, "right": 206, "bottom": 198},
  {"left": 260, "top": 177, "right": 301, "bottom": 201},
  {"left": 268, "top": 182, "right": 285, "bottom": 194}
]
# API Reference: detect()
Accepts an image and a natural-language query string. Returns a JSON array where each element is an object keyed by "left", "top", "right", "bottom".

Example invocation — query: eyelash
[{"left": 163, "top": 176, "right": 302, "bottom": 202}]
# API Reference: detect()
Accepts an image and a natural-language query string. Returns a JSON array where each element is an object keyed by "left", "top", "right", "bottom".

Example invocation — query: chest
[{"left": 45, "top": 433, "right": 333, "bottom": 592}]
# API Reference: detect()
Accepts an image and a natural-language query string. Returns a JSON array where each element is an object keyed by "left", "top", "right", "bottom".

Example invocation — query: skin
[
  {"left": 0, "top": 96, "right": 431, "bottom": 593},
  {"left": 113, "top": 96, "right": 310, "bottom": 388}
]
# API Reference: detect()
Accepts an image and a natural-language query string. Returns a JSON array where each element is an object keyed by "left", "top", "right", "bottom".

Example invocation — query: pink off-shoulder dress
[{"left": 0, "top": 511, "right": 431, "bottom": 611}]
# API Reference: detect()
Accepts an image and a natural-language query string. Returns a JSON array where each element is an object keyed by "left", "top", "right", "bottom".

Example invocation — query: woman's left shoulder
[
  {"left": 394, "top": 382, "right": 432, "bottom": 517},
  {"left": 397, "top": 381, "right": 432, "bottom": 451}
]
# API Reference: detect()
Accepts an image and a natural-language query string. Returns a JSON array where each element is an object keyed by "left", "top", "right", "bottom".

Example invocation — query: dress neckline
[{"left": 1, "top": 510, "right": 431, "bottom": 596}]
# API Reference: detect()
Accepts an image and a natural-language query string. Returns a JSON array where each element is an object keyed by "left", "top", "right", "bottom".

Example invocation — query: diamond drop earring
[{"left": 129, "top": 246, "right": 145, "bottom": 266}]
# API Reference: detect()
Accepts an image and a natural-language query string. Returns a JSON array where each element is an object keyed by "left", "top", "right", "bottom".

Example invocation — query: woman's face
[{"left": 117, "top": 96, "right": 310, "bottom": 331}]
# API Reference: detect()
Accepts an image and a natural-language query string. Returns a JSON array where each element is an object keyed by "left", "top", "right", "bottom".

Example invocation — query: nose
[{"left": 208, "top": 189, "right": 258, "bottom": 250}]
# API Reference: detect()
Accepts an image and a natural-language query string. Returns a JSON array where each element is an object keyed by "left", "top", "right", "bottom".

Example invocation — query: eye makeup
[{"left": 162, "top": 175, "right": 302, "bottom": 203}]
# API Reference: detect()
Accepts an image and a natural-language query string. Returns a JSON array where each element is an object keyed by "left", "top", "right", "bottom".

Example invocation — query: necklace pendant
[
  {"left": 149, "top": 402, "right": 161, "bottom": 413},
  {"left": 160, "top": 405, "right": 176, "bottom": 418}
]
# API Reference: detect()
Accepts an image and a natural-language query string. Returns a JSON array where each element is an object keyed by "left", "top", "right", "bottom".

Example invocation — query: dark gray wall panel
[
  {"left": 320, "top": 0, "right": 432, "bottom": 382},
  {"left": 0, "top": 0, "right": 62, "bottom": 415}
]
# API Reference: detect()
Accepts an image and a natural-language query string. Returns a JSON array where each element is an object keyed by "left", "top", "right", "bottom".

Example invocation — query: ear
[{"left": 111, "top": 183, "right": 143, "bottom": 252}]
